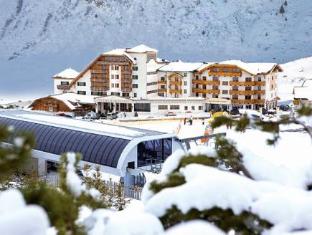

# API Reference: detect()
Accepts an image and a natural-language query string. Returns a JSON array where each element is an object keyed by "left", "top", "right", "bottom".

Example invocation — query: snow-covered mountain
[{"left": 0, "top": 0, "right": 312, "bottom": 98}]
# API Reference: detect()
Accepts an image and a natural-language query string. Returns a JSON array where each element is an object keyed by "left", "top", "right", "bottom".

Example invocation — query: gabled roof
[
  {"left": 53, "top": 68, "right": 79, "bottom": 79},
  {"left": 218, "top": 60, "right": 282, "bottom": 75},
  {"left": 158, "top": 61, "right": 203, "bottom": 72},
  {"left": 196, "top": 60, "right": 283, "bottom": 75},
  {"left": 126, "top": 44, "right": 158, "bottom": 53},
  {"left": 102, "top": 49, "right": 135, "bottom": 63}
]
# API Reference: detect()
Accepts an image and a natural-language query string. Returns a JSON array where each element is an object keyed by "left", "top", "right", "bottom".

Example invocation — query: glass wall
[{"left": 137, "top": 138, "right": 172, "bottom": 167}]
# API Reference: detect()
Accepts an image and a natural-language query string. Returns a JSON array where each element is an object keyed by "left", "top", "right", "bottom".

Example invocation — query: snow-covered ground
[{"left": 278, "top": 57, "right": 312, "bottom": 102}]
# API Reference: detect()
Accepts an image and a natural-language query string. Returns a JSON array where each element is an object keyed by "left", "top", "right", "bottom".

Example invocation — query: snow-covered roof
[
  {"left": 53, "top": 68, "right": 79, "bottom": 79},
  {"left": 147, "top": 59, "right": 166, "bottom": 73},
  {"left": 218, "top": 60, "right": 280, "bottom": 75},
  {"left": 102, "top": 49, "right": 135, "bottom": 63},
  {"left": 158, "top": 61, "right": 203, "bottom": 72},
  {"left": 126, "top": 44, "right": 158, "bottom": 53},
  {"left": 52, "top": 93, "right": 98, "bottom": 107},
  {"left": 196, "top": 63, "right": 216, "bottom": 72}
]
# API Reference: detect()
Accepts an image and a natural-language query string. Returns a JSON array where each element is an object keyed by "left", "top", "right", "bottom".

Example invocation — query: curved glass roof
[{"left": 0, "top": 116, "right": 130, "bottom": 168}]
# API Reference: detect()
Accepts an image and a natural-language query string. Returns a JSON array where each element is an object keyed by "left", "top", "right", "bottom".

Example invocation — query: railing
[
  {"left": 229, "top": 81, "right": 265, "bottom": 86},
  {"left": 192, "top": 89, "right": 220, "bottom": 94},
  {"left": 192, "top": 80, "right": 220, "bottom": 85},
  {"left": 231, "top": 99, "right": 265, "bottom": 105},
  {"left": 158, "top": 89, "right": 167, "bottom": 93},
  {"left": 229, "top": 90, "right": 265, "bottom": 95},
  {"left": 169, "top": 89, "right": 182, "bottom": 94},
  {"left": 170, "top": 81, "right": 182, "bottom": 86},
  {"left": 209, "top": 71, "right": 242, "bottom": 77}
]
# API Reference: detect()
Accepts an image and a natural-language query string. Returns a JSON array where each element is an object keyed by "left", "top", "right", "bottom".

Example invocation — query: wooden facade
[{"left": 30, "top": 97, "right": 72, "bottom": 113}]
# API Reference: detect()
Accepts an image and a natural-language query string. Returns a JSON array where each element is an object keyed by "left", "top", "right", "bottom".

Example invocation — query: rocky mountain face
[{"left": 0, "top": 0, "right": 311, "bottom": 97}]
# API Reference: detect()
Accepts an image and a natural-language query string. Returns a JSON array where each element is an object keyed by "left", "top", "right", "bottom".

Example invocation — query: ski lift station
[{"left": 0, "top": 111, "right": 183, "bottom": 186}]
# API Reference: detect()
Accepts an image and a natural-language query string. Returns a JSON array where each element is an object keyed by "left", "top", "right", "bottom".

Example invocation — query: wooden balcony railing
[
  {"left": 229, "top": 90, "right": 265, "bottom": 95},
  {"left": 170, "top": 81, "right": 182, "bottom": 86},
  {"left": 192, "top": 80, "right": 220, "bottom": 85},
  {"left": 158, "top": 89, "right": 167, "bottom": 93},
  {"left": 192, "top": 89, "right": 220, "bottom": 94},
  {"left": 208, "top": 71, "right": 242, "bottom": 77},
  {"left": 158, "top": 80, "right": 167, "bottom": 85},
  {"left": 231, "top": 99, "right": 265, "bottom": 105},
  {"left": 169, "top": 89, "right": 182, "bottom": 94},
  {"left": 229, "top": 81, "right": 265, "bottom": 86}
]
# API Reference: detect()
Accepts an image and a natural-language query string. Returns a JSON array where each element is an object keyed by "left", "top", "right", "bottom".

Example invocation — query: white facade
[{"left": 53, "top": 68, "right": 79, "bottom": 94}]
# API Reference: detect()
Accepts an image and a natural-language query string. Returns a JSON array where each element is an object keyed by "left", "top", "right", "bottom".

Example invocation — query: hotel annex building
[{"left": 52, "top": 44, "right": 282, "bottom": 115}]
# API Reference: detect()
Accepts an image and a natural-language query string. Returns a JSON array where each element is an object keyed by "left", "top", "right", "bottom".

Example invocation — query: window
[
  {"left": 77, "top": 91, "right": 86, "bottom": 95},
  {"left": 147, "top": 90, "right": 158, "bottom": 94},
  {"left": 233, "top": 86, "right": 238, "bottom": 91},
  {"left": 132, "top": 84, "right": 138, "bottom": 88},
  {"left": 111, "top": 84, "right": 114, "bottom": 88},
  {"left": 158, "top": 105, "right": 168, "bottom": 110},
  {"left": 133, "top": 93, "right": 137, "bottom": 97},
  {"left": 257, "top": 95, "right": 261, "bottom": 99},
  {"left": 61, "top": 81, "right": 69, "bottom": 85},
  {"left": 137, "top": 139, "right": 172, "bottom": 167},
  {"left": 115, "top": 83, "right": 119, "bottom": 88},
  {"left": 213, "top": 77, "right": 219, "bottom": 81},
  {"left": 213, "top": 94, "right": 218, "bottom": 98},
  {"left": 246, "top": 105, "right": 252, "bottom": 109},
  {"left": 184, "top": 106, "right": 188, "bottom": 110},
  {"left": 134, "top": 103, "right": 151, "bottom": 112},
  {"left": 199, "top": 106, "right": 203, "bottom": 110},
  {"left": 133, "top": 66, "right": 138, "bottom": 71},
  {"left": 203, "top": 85, "right": 206, "bottom": 89},
  {"left": 115, "top": 75, "right": 119, "bottom": 79},
  {"left": 222, "top": 90, "right": 228, "bottom": 94},
  {"left": 184, "top": 81, "right": 187, "bottom": 86},
  {"left": 132, "top": 75, "right": 138, "bottom": 80},
  {"left": 170, "top": 105, "right": 180, "bottom": 110},
  {"left": 111, "top": 92, "right": 120, "bottom": 96},
  {"left": 245, "top": 77, "right": 252, "bottom": 82},
  {"left": 91, "top": 91, "right": 106, "bottom": 96},
  {"left": 77, "top": 82, "right": 86, "bottom": 86},
  {"left": 212, "top": 86, "right": 218, "bottom": 90},
  {"left": 111, "top": 65, "right": 119, "bottom": 70},
  {"left": 183, "top": 73, "right": 187, "bottom": 77},
  {"left": 258, "top": 86, "right": 261, "bottom": 90},
  {"left": 184, "top": 89, "right": 187, "bottom": 94},
  {"left": 195, "top": 75, "right": 199, "bottom": 80},
  {"left": 222, "top": 81, "right": 228, "bottom": 86},
  {"left": 203, "top": 76, "right": 207, "bottom": 81},
  {"left": 245, "top": 86, "right": 251, "bottom": 91},
  {"left": 161, "top": 76, "right": 165, "bottom": 81},
  {"left": 147, "top": 82, "right": 157, "bottom": 86},
  {"left": 245, "top": 95, "right": 251, "bottom": 100},
  {"left": 192, "top": 106, "right": 195, "bottom": 110},
  {"left": 160, "top": 85, "right": 166, "bottom": 89},
  {"left": 258, "top": 77, "right": 262, "bottom": 81},
  {"left": 232, "top": 95, "right": 238, "bottom": 99},
  {"left": 122, "top": 93, "right": 129, "bottom": 97}
]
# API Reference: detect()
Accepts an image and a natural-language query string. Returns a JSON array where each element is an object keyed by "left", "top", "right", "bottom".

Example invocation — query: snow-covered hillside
[
  {"left": 0, "top": 0, "right": 312, "bottom": 97},
  {"left": 278, "top": 57, "right": 312, "bottom": 101}
]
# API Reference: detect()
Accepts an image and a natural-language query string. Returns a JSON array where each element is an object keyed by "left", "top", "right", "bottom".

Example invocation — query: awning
[
  {"left": 205, "top": 98, "right": 231, "bottom": 105},
  {"left": 95, "top": 95, "right": 133, "bottom": 104}
]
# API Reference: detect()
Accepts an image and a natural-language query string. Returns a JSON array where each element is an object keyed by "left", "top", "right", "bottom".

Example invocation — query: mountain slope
[{"left": 0, "top": 0, "right": 312, "bottom": 97}]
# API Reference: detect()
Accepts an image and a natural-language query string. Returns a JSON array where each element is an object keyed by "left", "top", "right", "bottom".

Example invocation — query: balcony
[
  {"left": 158, "top": 89, "right": 167, "bottom": 93},
  {"left": 229, "top": 81, "right": 265, "bottom": 86},
  {"left": 170, "top": 81, "right": 182, "bottom": 86},
  {"left": 229, "top": 90, "right": 265, "bottom": 95},
  {"left": 231, "top": 99, "right": 265, "bottom": 105},
  {"left": 57, "top": 84, "right": 70, "bottom": 90},
  {"left": 158, "top": 80, "right": 167, "bottom": 85},
  {"left": 192, "top": 89, "right": 220, "bottom": 94},
  {"left": 208, "top": 71, "right": 242, "bottom": 77},
  {"left": 192, "top": 80, "right": 220, "bottom": 86},
  {"left": 169, "top": 89, "right": 182, "bottom": 94}
]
